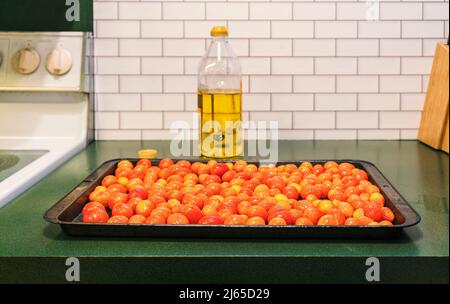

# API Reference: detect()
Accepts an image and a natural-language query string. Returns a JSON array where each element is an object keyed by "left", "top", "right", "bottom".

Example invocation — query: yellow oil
[{"left": 198, "top": 89, "right": 243, "bottom": 158}]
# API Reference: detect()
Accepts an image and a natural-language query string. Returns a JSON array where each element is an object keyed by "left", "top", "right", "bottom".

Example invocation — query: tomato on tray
[{"left": 82, "top": 159, "right": 396, "bottom": 227}]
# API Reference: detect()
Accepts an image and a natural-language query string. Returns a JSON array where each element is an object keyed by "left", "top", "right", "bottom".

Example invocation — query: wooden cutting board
[{"left": 418, "top": 43, "right": 449, "bottom": 153}]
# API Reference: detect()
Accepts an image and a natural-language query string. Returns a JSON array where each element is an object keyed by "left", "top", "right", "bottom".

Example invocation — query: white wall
[{"left": 93, "top": 0, "right": 449, "bottom": 140}]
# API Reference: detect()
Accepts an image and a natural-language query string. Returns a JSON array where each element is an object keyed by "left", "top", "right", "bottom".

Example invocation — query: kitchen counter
[{"left": 0, "top": 140, "right": 448, "bottom": 283}]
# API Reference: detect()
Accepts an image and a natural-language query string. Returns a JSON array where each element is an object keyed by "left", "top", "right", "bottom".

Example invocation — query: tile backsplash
[{"left": 93, "top": 0, "right": 449, "bottom": 140}]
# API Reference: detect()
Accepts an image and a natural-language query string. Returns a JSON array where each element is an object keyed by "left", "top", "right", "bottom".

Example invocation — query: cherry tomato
[
  {"left": 167, "top": 213, "right": 190, "bottom": 225},
  {"left": 318, "top": 214, "right": 339, "bottom": 226},
  {"left": 108, "top": 192, "right": 129, "bottom": 209},
  {"left": 210, "top": 163, "right": 230, "bottom": 177},
  {"left": 362, "top": 204, "right": 383, "bottom": 222},
  {"left": 108, "top": 215, "right": 129, "bottom": 224},
  {"left": 159, "top": 158, "right": 174, "bottom": 169},
  {"left": 179, "top": 204, "right": 203, "bottom": 224},
  {"left": 135, "top": 200, "right": 155, "bottom": 217},
  {"left": 128, "top": 215, "right": 146, "bottom": 224},
  {"left": 198, "top": 215, "right": 224, "bottom": 225},
  {"left": 83, "top": 208, "right": 109, "bottom": 223},
  {"left": 82, "top": 202, "right": 105, "bottom": 217},
  {"left": 145, "top": 215, "right": 166, "bottom": 224},
  {"left": 246, "top": 216, "right": 266, "bottom": 225},
  {"left": 295, "top": 217, "right": 314, "bottom": 226},
  {"left": 381, "top": 207, "right": 395, "bottom": 222},
  {"left": 112, "top": 203, "right": 134, "bottom": 218},
  {"left": 268, "top": 218, "right": 287, "bottom": 226}
]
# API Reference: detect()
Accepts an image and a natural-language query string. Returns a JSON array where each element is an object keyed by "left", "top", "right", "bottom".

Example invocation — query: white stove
[{"left": 0, "top": 32, "right": 93, "bottom": 207}]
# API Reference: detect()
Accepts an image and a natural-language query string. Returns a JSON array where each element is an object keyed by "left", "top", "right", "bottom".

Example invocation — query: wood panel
[{"left": 418, "top": 43, "right": 449, "bottom": 152}]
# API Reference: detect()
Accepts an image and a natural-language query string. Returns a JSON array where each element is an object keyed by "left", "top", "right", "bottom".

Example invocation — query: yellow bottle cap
[
  {"left": 211, "top": 26, "right": 229, "bottom": 37},
  {"left": 138, "top": 149, "right": 158, "bottom": 159}
]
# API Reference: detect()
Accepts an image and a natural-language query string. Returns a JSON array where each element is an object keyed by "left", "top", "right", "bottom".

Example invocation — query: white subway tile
[
  {"left": 250, "top": 76, "right": 292, "bottom": 93},
  {"left": 294, "top": 39, "right": 335, "bottom": 56},
  {"left": 272, "top": 21, "right": 314, "bottom": 38},
  {"left": 358, "top": 57, "right": 400, "bottom": 75},
  {"left": 207, "top": 2, "right": 248, "bottom": 20},
  {"left": 337, "top": 112, "right": 378, "bottom": 129},
  {"left": 294, "top": 76, "right": 335, "bottom": 93},
  {"left": 251, "top": 112, "right": 292, "bottom": 129},
  {"left": 250, "top": 39, "right": 292, "bottom": 56},
  {"left": 164, "top": 112, "right": 198, "bottom": 129},
  {"left": 142, "top": 94, "right": 184, "bottom": 111},
  {"left": 380, "top": 3, "right": 422, "bottom": 20},
  {"left": 423, "top": 39, "right": 444, "bottom": 56},
  {"left": 119, "top": 39, "right": 162, "bottom": 56},
  {"left": 278, "top": 130, "right": 314, "bottom": 140},
  {"left": 239, "top": 58, "right": 270, "bottom": 75},
  {"left": 358, "top": 94, "right": 400, "bottom": 111},
  {"left": 337, "top": 76, "right": 378, "bottom": 93},
  {"left": 272, "top": 94, "right": 314, "bottom": 111},
  {"left": 293, "top": 112, "right": 335, "bottom": 129},
  {"left": 315, "top": 130, "right": 357, "bottom": 140},
  {"left": 97, "top": 94, "right": 141, "bottom": 111},
  {"left": 422, "top": 75, "right": 430, "bottom": 93},
  {"left": 336, "top": 39, "right": 379, "bottom": 56},
  {"left": 228, "top": 39, "right": 249, "bottom": 57},
  {"left": 119, "top": 2, "right": 161, "bottom": 20},
  {"left": 337, "top": 3, "right": 377, "bottom": 20},
  {"left": 380, "top": 76, "right": 421, "bottom": 93},
  {"left": 250, "top": 3, "right": 292, "bottom": 20},
  {"left": 185, "top": 94, "right": 197, "bottom": 111},
  {"left": 358, "top": 130, "right": 400, "bottom": 140},
  {"left": 423, "top": 3, "right": 450, "bottom": 20},
  {"left": 400, "top": 129, "right": 418, "bottom": 140},
  {"left": 94, "top": 39, "right": 118, "bottom": 56},
  {"left": 380, "top": 39, "right": 422, "bottom": 56},
  {"left": 97, "top": 21, "right": 140, "bottom": 38},
  {"left": 402, "top": 21, "right": 444, "bottom": 38},
  {"left": 120, "top": 76, "right": 162, "bottom": 93},
  {"left": 163, "top": 76, "right": 197, "bottom": 93},
  {"left": 401, "top": 93, "right": 425, "bottom": 111},
  {"left": 141, "top": 58, "right": 183, "bottom": 75},
  {"left": 94, "top": 76, "right": 119, "bottom": 93},
  {"left": 142, "top": 21, "right": 183, "bottom": 38},
  {"left": 95, "top": 112, "right": 119, "bottom": 130},
  {"left": 121, "top": 112, "right": 163, "bottom": 129},
  {"left": 96, "top": 130, "right": 141, "bottom": 141},
  {"left": 359, "top": 21, "right": 401, "bottom": 38},
  {"left": 315, "top": 94, "right": 357, "bottom": 111},
  {"left": 315, "top": 58, "right": 357, "bottom": 75},
  {"left": 184, "top": 57, "right": 202, "bottom": 75},
  {"left": 142, "top": 130, "right": 180, "bottom": 141},
  {"left": 163, "top": 39, "right": 205, "bottom": 56},
  {"left": 242, "top": 94, "right": 271, "bottom": 111},
  {"left": 380, "top": 112, "right": 421, "bottom": 129},
  {"left": 401, "top": 57, "right": 434, "bottom": 75},
  {"left": 316, "top": 21, "right": 357, "bottom": 38},
  {"left": 97, "top": 57, "right": 140, "bottom": 75},
  {"left": 94, "top": 2, "right": 118, "bottom": 20},
  {"left": 186, "top": 21, "right": 225, "bottom": 38},
  {"left": 163, "top": 2, "right": 205, "bottom": 20},
  {"left": 272, "top": 58, "right": 314, "bottom": 75},
  {"left": 294, "top": 3, "right": 335, "bottom": 20},
  {"left": 229, "top": 21, "right": 271, "bottom": 38}
]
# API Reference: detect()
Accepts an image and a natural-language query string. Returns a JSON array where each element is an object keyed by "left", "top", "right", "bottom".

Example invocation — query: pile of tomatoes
[{"left": 82, "top": 158, "right": 395, "bottom": 227}]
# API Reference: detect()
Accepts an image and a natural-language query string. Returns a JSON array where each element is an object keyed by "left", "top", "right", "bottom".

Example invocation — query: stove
[{"left": 0, "top": 32, "right": 93, "bottom": 207}]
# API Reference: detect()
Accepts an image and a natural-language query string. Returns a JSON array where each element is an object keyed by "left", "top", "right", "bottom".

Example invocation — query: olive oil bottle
[{"left": 198, "top": 26, "right": 243, "bottom": 158}]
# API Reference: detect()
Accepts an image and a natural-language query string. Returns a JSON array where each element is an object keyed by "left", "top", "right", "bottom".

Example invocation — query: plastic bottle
[{"left": 198, "top": 26, "right": 243, "bottom": 158}]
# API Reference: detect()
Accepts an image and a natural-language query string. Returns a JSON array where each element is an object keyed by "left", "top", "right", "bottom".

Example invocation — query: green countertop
[{"left": 0, "top": 140, "right": 448, "bottom": 283}]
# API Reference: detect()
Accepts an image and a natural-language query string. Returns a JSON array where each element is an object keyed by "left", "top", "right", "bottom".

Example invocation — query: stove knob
[
  {"left": 13, "top": 47, "right": 40, "bottom": 74},
  {"left": 46, "top": 47, "right": 72, "bottom": 76}
]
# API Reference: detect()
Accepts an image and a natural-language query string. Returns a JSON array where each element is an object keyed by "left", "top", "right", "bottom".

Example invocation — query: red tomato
[
  {"left": 137, "top": 159, "right": 152, "bottom": 168},
  {"left": 112, "top": 203, "right": 134, "bottom": 218},
  {"left": 362, "top": 204, "right": 383, "bottom": 222},
  {"left": 318, "top": 214, "right": 339, "bottom": 226},
  {"left": 295, "top": 217, "right": 314, "bottom": 226},
  {"left": 301, "top": 185, "right": 321, "bottom": 200},
  {"left": 282, "top": 185, "right": 299, "bottom": 200},
  {"left": 145, "top": 215, "right": 166, "bottom": 224},
  {"left": 381, "top": 207, "right": 395, "bottom": 222},
  {"left": 83, "top": 208, "right": 109, "bottom": 223},
  {"left": 82, "top": 202, "right": 105, "bottom": 217},
  {"left": 167, "top": 213, "right": 189, "bottom": 225},
  {"left": 210, "top": 163, "right": 230, "bottom": 177},
  {"left": 247, "top": 205, "right": 268, "bottom": 221},
  {"left": 107, "top": 192, "right": 129, "bottom": 209},
  {"left": 246, "top": 216, "right": 266, "bottom": 225},
  {"left": 90, "top": 191, "right": 110, "bottom": 207},
  {"left": 224, "top": 215, "right": 247, "bottom": 225},
  {"left": 107, "top": 215, "right": 129, "bottom": 224},
  {"left": 159, "top": 158, "right": 174, "bottom": 169},
  {"left": 135, "top": 200, "right": 155, "bottom": 217},
  {"left": 303, "top": 207, "right": 325, "bottom": 225},
  {"left": 102, "top": 175, "right": 118, "bottom": 188},
  {"left": 179, "top": 204, "right": 203, "bottom": 224},
  {"left": 198, "top": 215, "right": 224, "bottom": 225},
  {"left": 128, "top": 215, "right": 146, "bottom": 224}
]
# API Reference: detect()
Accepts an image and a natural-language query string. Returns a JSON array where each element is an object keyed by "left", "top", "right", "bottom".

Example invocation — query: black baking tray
[{"left": 44, "top": 159, "right": 420, "bottom": 239}]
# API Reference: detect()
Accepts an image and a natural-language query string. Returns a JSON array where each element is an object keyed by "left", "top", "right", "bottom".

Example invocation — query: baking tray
[{"left": 44, "top": 159, "right": 421, "bottom": 239}]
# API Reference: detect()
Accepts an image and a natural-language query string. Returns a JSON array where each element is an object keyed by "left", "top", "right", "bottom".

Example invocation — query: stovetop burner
[{"left": 0, "top": 150, "right": 48, "bottom": 183}]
